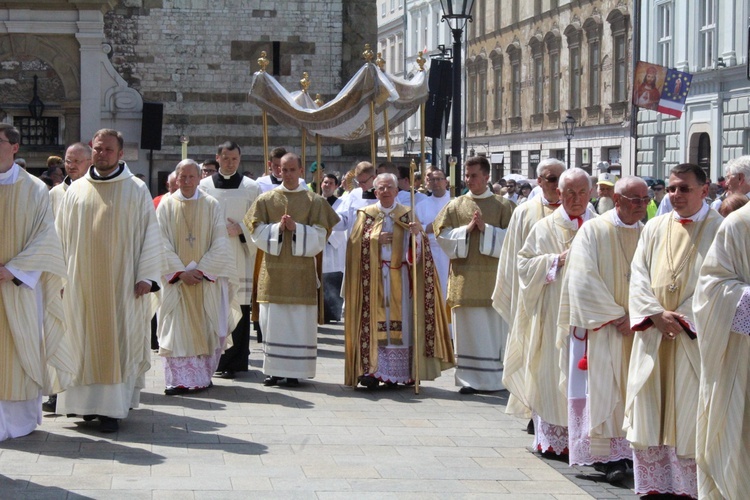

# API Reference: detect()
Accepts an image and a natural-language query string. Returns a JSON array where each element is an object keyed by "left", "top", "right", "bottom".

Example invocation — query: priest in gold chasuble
[
  {"left": 344, "top": 173, "right": 454, "bottom": 389},
  {"left": 515, "top": 168, "right": 597, "bottom": 457},
  {"left": 434, "top": 156, "right": 513, "bottom": 394},
  {"left": 244, "top": 153, "right": 339, "bottom": 387},
  {"left": 56, "top": 129, "right": 164, "bottom": 433},
  {"left": 626, "top": 163, "right": 722, "bottom": 498},
  {"left": 156, "top": 160, "right": 241, "bottom": 395},
  {"left": 0, "top": 124, "right": 78, "bottom": 441}
]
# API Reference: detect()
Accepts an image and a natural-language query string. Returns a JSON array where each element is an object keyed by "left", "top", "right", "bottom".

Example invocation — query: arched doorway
[{"left": 697, "top": 132, "right": 710, "bottom": 179}]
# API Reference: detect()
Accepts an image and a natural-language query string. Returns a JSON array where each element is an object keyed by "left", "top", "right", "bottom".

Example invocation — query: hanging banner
[{"left": 633, "top": 61, "right": 692, "bottom": 118}]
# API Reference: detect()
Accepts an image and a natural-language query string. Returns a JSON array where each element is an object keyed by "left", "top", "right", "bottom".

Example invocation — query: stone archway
[{"left": 687, "top": 122, "right": 712, "bottom": 179}]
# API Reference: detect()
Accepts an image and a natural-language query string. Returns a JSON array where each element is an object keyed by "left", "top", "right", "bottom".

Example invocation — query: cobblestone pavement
[{"left": 0, "top": 324, "right": 640, "bottom": 499}]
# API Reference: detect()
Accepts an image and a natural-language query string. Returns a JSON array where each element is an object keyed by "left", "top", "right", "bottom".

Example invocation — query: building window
[
  {"left": 494, "top": 61, "right": 503, "bottom": 120},
  {"left": 657, "top": 2, "right": 672, "bottom": 67},
  {"left": 389, "top": 38, "right": 396, "bottom": 73},
  {"left": 698, "top": 0, "right": 715, "bottom": 69},
  {"left": 397, "top": 34, "right": 403, "bottom": 73},
  {"left": 381, "top": 1, "right": 386, "bottom": 17},
  {"left": 569, "top": 44, "right": 581, "bottom": 109},
  {"left": 494, "top": 1, "right": 501, "bottom": 31},
  {"left": 655, "top": 136, "right": 667, "bottom": 178},
  {"left": 390, "top": 0, "right": 395, "bottom": 12},
  {"left": 533, "top": 49, "right": 544, "bottom": 115},
  {"left": 511, "top": 2, "right": 519, "bottom": 24},
  {"left": 511, "top": 53, "right": 521, "bottom": 118},
  {"left": 613, "top": 33, "right": 627, "bottom": 102},
  {"left": 607, "top": 147, "right": 621, "bottom": 167},
  {"left": 467, "top": 65, "right": 476, "bottom": 123},
  {"left": 548, "top": 44, "right": 560, "bottom": 112},
  {"left": 13, "top": 116, "right": 60, "bottom": 147},
  {"left": 422, "top": 11, "right": 428, "bottom": 50},
  {"left": 588, "top": 35, "right": 601, "bottom": 107},
  {"left": 511, "top": 151, "right": 522, "bottom": 174},
  {"left": 433, "top": 10, "right": 441, "bottom": 48},
  {"left": 478, "top": 63, "right": 487, "bottom": 122},
  {"left": 534, "top": 0, "right": 542, "bottom": 16}
]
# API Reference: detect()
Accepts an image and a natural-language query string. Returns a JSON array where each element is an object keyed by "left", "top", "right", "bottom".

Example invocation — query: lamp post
[
  {"left": 405, "top": 136, "right": 415, "bottom": 159},
  {"left": 439, "top": 0, "right": 476, "bottom": 196},
  {"left": 562, "top": 113, "right": 577, "bottom": 169}
]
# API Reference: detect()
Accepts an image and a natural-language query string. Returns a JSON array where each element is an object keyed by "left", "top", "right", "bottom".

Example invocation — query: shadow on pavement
[{"left": 0, "top": 474, "right": 95, "bottom": 499}]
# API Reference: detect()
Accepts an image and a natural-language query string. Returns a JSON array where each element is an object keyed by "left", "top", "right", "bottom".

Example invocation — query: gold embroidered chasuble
[
  {"left": 56, "top": 166, "right": 165, "bottom": 386},
  {"left": 0, "top": 168, "right": 78, "bottom": 400},
  {"left": 156, "top": 192, "right": 240, "bottom": 358},
  {"left": 433, "top": 193, "right": 513, "bottom": 308},
  {"left": 343, "top": 203, "right": 454, "bottom": 387},
  {"left": 244, "top": 189, "right": 339, "bottom": 306},
  {"left": 625, "top": 211, "right": 722, "bottom": 458},
  {"left": 694, "top": 204, "right": 750, "bottom": 500},
  {"left": 557, "top": 213, "right": 641, "bottom": 441},
  {"left": 512, "top": 207, "right": 597, "bottom": 426}
]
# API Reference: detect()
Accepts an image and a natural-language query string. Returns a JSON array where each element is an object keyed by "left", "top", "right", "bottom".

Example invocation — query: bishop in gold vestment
[
  {"left": 694, "top": 200, "right": 750, "bottom": 500},
  {"left": 56, "top": 129, "right": 164, "bottom": 432},
  {"left": 434, "top": 157, "right": 513, "bottom": 393},
  {"left": 156, "top": 160, "right": 240, "bottom": 394},
  {"left": 626, "top": 164, "right": 721, "bottom": 497},
  {"left": 0, "top": 143, "right": 78, "bottom": 440},
  {"left": 245, "top": 153, "right": 339, "bottom": 386},
  {"left": 344, "top": 173, "right": 454, "bottom": 389}
]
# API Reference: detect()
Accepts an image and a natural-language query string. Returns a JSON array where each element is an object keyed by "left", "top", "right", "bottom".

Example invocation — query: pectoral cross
[
  {"left": 668, "top": 282, "right": 678, "bottom": 293},
  {"left": 186, "top": 233, "right": 196, "bottom": 247}
]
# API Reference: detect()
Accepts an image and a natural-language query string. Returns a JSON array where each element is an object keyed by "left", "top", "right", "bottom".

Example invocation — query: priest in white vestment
[
  {"left": 156, "top": 160, "right": 241, "bottom": 395},
  {"left": 334, "top": 161, "right": 378, "bottom": 233},
  {"left": 49, "top": 142, "right": 89, "bottom": 217},
  {"left": 515, "top": 168, "right": 597, "bottom": 456},
  {"left": 198, "top": 141, "right": 260, "bottom": 379},
  {"left": 245, "top": 153, "right": 339, "bottom": 387},
  {"left": 414, "top": 168, "right": 451, "bottom": 300},
  {"left": 56, "top": 129, "right": 164, "bottom": 433},
  {"left": 0, "top": 124, "right": 78, "bottom": 440},
  {"left": 493, "top": 158, "right": 564, "bottom": 427},
  {"left": 558, "top": 177, "right": 648, "bottom": 483},
  {"left": 434, "top": 157, "right": 514, "bottom": 394},
  {"left": 344, "top": 173, "right": 454, "bottom": 389},
  {"left": 694, "top": 202, "right": 750, "bottom": 500},
  {"left": 626, "top": 163, "right": 722, "bottom": 497}
]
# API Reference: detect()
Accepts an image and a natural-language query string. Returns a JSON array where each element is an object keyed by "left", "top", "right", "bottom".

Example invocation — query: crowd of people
[{"left": 2, "top": 122, "right": 750, "bottom": 499}]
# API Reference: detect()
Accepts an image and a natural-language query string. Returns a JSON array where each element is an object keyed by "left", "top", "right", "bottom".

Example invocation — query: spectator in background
[
  {"left": 718, "top": 193, "right": 750, "bottom": 217},
  {"left": 200, "top": 159, "right": 219, "bottom": 178}
]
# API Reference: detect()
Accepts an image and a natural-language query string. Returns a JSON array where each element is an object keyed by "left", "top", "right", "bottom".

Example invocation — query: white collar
[
  {"left": 0, "top": 163, "right": 19, "bottom": 184},
  {"left": 174, "top": 189, "right": 200, "bottom": 201},
  {"left": 672, "top": 202, "right": 709, "bottom": 222},
  {"left": 611, "top": 209, "right": 642, "bottom": 228},
  {"left": 279, "top": 183, "right": 306, "bottom": 193},
  {"left": 468, "top": 188, "right": 492, "bottom": 199},
  {"left": 377, "top": 201, "right": 396, "bottom": 214}
]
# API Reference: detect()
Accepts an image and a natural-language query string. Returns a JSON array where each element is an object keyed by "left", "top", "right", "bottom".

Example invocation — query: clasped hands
[
  {"left": 466, "top": 210, "right": 486, "bottom": 233},
  {"left": 378, "top": 221, "right": 422, "bottom": 245},
  {"left": 650, "top": 310, "right": 686, "bottom": 340}
]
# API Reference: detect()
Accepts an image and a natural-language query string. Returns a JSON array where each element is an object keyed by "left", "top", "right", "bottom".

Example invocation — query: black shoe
[
  {"left": 42, "top": 395, "right": 57, "bottom": 413},
  {"left": 526, "top": 418, "right": 535, "bottom": 435},
  {"left": 83, "top": 414, "right": 98, "bottom": 422},
  {"left": 358, "top": 376, "right": 379, "bottom": 389},
  {"left": 285, "top": 378, "right": 299, "bottom": 387},
  {"left": 605, "top": 460, "right": 628, "bottom": 484},
  {"left": 263, "top": 376, "right": 281, "bottom": 386},
  {"left": 164, "top": 387, "right": 189, "bottom": 396},
  {"left": 214, "top": 370, "right": 236, "bottom": 379},
  {"left": 459, "top": 386, "right": 477, "bottom": 395},
  {"left": 99, "top": 416, "right": 119, "bottom": 433}
]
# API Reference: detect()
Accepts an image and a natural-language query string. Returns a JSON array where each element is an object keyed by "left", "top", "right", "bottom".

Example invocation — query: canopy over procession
[{"left": 3, "top": 40, "right": 750, "bottom": 500}]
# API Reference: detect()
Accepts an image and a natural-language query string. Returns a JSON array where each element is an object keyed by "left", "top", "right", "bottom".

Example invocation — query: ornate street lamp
[
  {"left": 28, "top": 75, "right": 45, "bottom": 120},
  {"left": 439, "top": 0, "right": 476, "bottom": 196},
  {"left": 562, "top": 113, "right": 577, "bottom": 169},
  {"left": 405, "top": 136, "right": 415, "bottom": 158}
]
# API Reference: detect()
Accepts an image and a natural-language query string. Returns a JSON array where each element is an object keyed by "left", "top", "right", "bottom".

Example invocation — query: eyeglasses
[
  {"left": 541, "top": 175, "right": 559, "bottom": 183},
  {"left": 652, "top": 186, "right": 664, "bottom": 191},
  {"left": 0, "top": 138, "right": 13, "bottom": 145},
  {"left": 201, "top": 168, "right": 217, "bottom": 175},
  {"left": 355, "top": 175, "right": 375, "bottom": 186},
  {"left": 666, "top": 185, "right": 698, "bottom": 194},
  {"left": 619, "top": 194, "right": 651, "bottom": 205},
  {"left": 429, "top": 176, "right": 446, "bottom": 182}
]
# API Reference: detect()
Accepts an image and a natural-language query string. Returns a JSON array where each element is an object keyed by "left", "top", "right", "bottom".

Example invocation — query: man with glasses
[
  {"left": 625, "top": 163, "right": 722, "bottom": 497},
  {"left": 334, "top": 161, "right": 378, "bottom": 233},
  {"left": 0, "top": 124, "right": 77, "bottom": 440},
  {"left": 415, "top": 168, "right": 451, "bottom": 299},
  {"left": 513, "top": 167, "right": 597, "bottom": 458},
  {"left": 504, "top": 179, "right": 518, "bottom": 204},
  {"left": 493, "top": 158, "right": 565, "bottom": 433},
  {"left": 434, "top": 157, "right": 514, "bottom": 395},
  {"left": 559, "top": 176, "right": 648, "bottom": 483},
  {"left": 710, "top": 156, "right": 750, "bottom": 211},
  {"left": 200, "top": 159, "right": 219, "bottom": 178}
]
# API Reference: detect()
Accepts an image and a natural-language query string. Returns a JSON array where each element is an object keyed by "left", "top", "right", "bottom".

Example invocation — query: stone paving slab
[{"left": 0, "top": 323, "right": 640, "bottom": 498}]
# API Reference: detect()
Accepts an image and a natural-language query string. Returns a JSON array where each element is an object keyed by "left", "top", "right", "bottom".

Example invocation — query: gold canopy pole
[
  {"left": 363, "top": 44, "right": 377, "bottom": 166},
  {"left": 409, "top": 158, "right": 420, "bottom": 395},
  {"left": 315, "top": 93, "right": 325, "bottom": 195},
  {"left": 258, "top": 52, "right": 270, "bottom": 175},
  {"left": 417, "top": 52, "right": 427, "bottom": 175},
  {"left": 376, "top": 52, "right": 391, "bottom": 162},
  {"left": 299, "top": 72, "right": 310, "bottom": 174}
]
